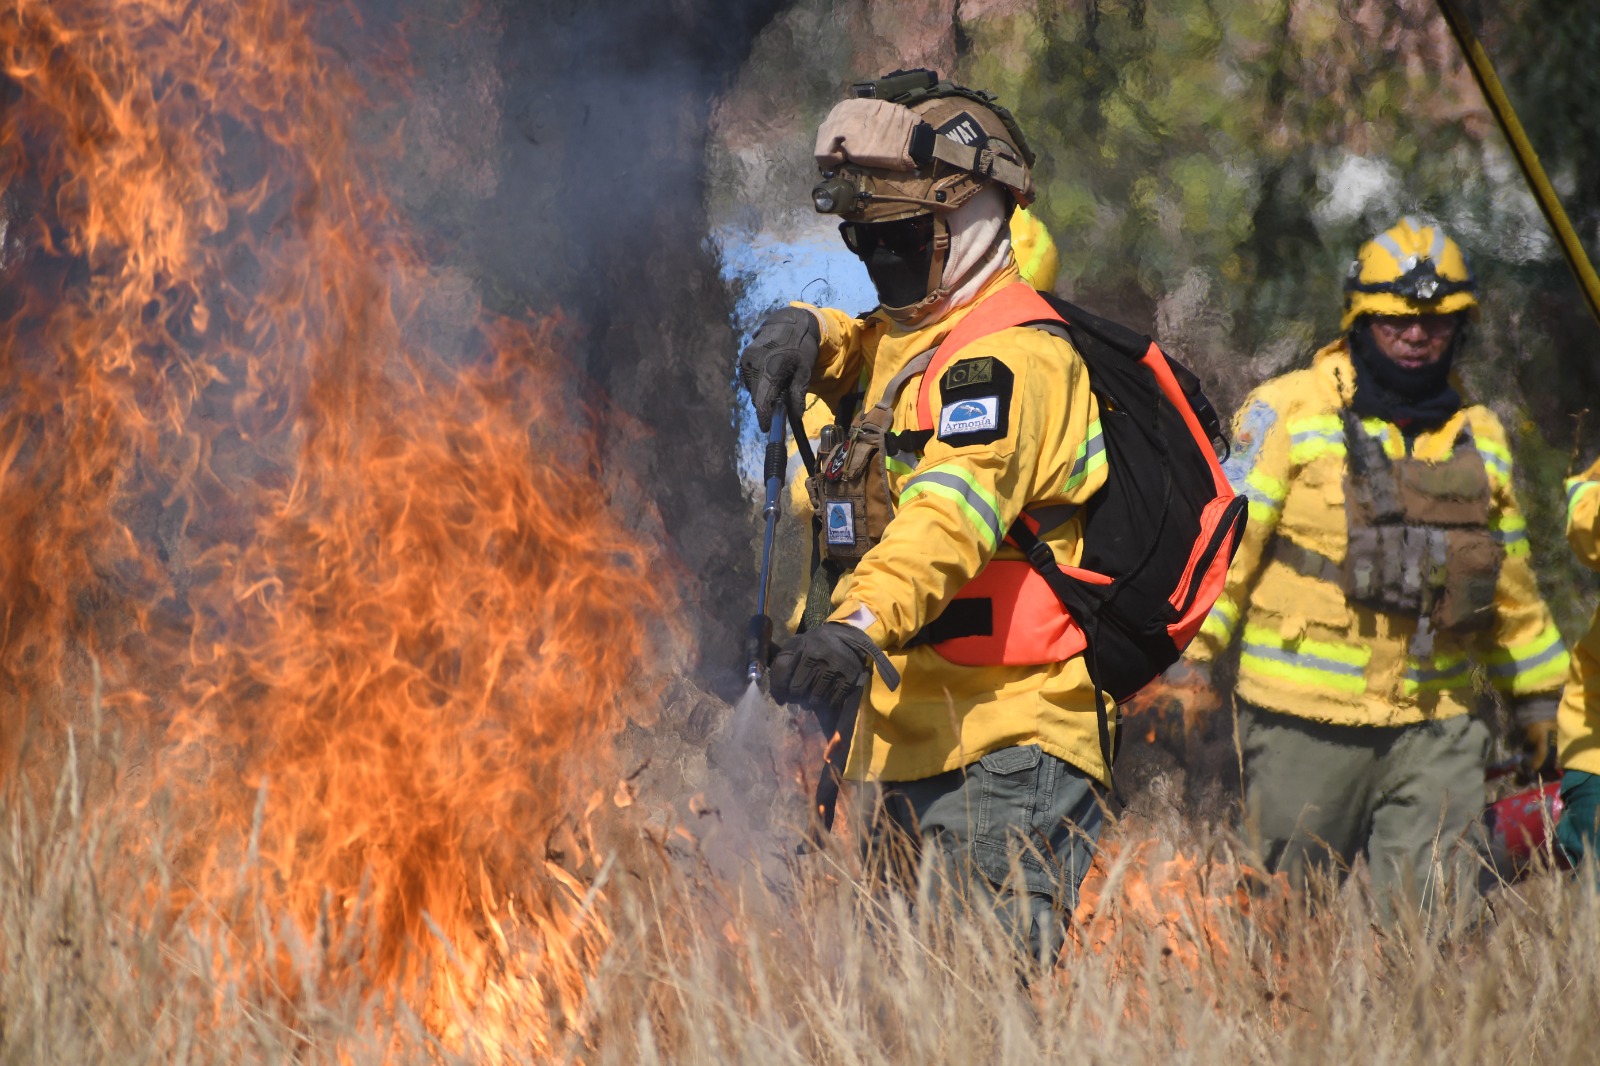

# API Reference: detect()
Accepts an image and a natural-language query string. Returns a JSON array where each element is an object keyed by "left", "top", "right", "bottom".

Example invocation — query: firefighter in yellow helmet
[
  {"left": 737, "top": 70, "right": 1106, "bottom": 963},
  {"left": 1175, "top": 218, "right": 1567, "bottom": 905},
  {"left": 1556, "top": 458, "right": 1600, "bottom": 865}
]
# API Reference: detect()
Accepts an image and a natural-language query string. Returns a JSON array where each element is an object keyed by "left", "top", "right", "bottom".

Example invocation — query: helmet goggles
[{"left": 839, "top": 215, "right": 934, "bottom": 260}]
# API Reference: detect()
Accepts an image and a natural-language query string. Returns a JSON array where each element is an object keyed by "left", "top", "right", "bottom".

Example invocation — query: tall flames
[{"left": 0, "top": 0, "right": 676, "bottom": 1051}]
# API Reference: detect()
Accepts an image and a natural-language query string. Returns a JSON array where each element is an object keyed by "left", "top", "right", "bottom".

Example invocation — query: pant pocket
[{"left": 973, "top": 745, "right": 1053, "bottom": 895}]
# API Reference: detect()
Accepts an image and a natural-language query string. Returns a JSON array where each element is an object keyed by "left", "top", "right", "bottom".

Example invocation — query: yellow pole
[{"left": 1436, "top": 0, "right": 1600, "bottom": 331}]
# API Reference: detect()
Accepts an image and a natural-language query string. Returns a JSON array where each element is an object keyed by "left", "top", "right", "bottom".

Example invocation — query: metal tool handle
[{"left": 747, "top": 399, "right": 789, "bottom": 683}]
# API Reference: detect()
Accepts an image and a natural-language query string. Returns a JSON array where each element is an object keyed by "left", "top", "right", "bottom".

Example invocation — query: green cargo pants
[
  {"left": 1238, "top": 699, "right": 1490, "bottom": 910},
  {"left": 866, "top": 744, "right": 1104, "bottom": 965}
]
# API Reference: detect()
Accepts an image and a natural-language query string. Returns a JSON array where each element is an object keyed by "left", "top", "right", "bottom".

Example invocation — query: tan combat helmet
[
  {"left": 811, "top": 69, "right": 1035, "bottom": 319},
  {"left": 812, "top": 70, "right": 1034, "bottom": 221}
]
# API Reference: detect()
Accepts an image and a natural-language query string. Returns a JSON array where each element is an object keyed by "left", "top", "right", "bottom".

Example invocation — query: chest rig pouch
[
  {"left": 807, "top": 350, "right": 937, "bottom": 566},
  {"left": 1341, "top": 409, "right": 1501, "bottom": 636}
]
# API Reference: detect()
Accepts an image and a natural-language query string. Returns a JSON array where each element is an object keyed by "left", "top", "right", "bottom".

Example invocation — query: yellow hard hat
[
  {"left": 1010, "top": 206, "right": 1059, "bottom": 292},
  {"left": 1341, "top": 217, "right": 1478, "bottom": 331}
]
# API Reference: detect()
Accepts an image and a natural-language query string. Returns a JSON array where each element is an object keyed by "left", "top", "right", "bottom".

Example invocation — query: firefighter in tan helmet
[
  {"left": 1173, "top": 218, "right": 1567, "bottom": 906},
  {"left": 738, "top": 70, "right": 1108, "bottom": 963}
]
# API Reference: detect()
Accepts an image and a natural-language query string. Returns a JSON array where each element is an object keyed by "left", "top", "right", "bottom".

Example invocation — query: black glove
[
  {"left": 738, "top": 306, "right": 820, "bottom": 432},
  {"left": 770, "top": 622, "right": 900, "bottom": 723}
]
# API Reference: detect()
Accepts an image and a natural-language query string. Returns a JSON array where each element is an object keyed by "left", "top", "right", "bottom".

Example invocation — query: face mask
[
  {"left": 1350, "top": 320, "right": 1460, "bottom": 402},
  {"left": 840, "top": 214, "right": 936, "bottom": 309}
]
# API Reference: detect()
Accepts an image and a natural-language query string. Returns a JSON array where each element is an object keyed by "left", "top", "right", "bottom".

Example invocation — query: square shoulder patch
[{"left": 936, "top": 356, "right": 1012, "bottom": 446}]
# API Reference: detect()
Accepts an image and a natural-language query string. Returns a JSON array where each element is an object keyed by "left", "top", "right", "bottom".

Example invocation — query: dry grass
[{"left": 3, "top": 719, "right": 1599, "bottom": 1066}]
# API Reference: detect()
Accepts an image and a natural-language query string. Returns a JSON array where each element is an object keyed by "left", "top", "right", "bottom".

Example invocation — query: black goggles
[{"left": 839, "top": 215, "right": 935, "bottom": 260}]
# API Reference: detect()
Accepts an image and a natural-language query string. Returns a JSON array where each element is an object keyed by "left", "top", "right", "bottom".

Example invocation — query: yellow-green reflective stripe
[
  {"left": 1490, "top": 512, "right": 1528, "bottom": 552},
  {"left": 900, "top": 466, "right": 1003, "bottom": 549},
  {"left": 1510, "top": 656, "right": 1569, "bottom": 693},
  {"left": 1239, "top": 624, "right": 1370, "bottom": 693},
  {"left": 1566, "top": 478, "right": 1600, "bottom": 523},
  {"left": 1484, "top": 625, "right": 1568, "bottom": 691},
  {"left": 1476, "top": 439, "right": 1512, "bottom": 482},
  {"left": 1359, "top": 418, "right": 1402, "bottom": 458},
  {"left": 1242, "top": 625, "right": 1369, "bottom": 666},
  {"left": 1289, "top": 428, "right": 1342, "bottom": 446},
  {"left": 1243, "top": 468, "right": 1286, "bottom": 505},
  {"left": 1241, "top": 469, "right": 1285, "bottom": 524},
  {"left": 1287, "top": 414, "right": 1341, "bottom": 436},
  {"left": 1289, "top": 437, "right": 1345, "bottom": 465},
  {"left": 885, "top": 455, "right": 916, "bottom": 480},
  {"left": 1200, "top": 607, "right": 1235, "bottom": 644},
  {"left": 1403, "top": 653, "right": 1471, "bottom": 695},
  {"left": 1240, "top": 652, "right": 1368, "bottom": 694},
  {"left": 1203, "top": 596, "right": 1240, "bottom": 639},
  {"left": 1064, "top": 419, "right": 1106, "bottom": 493}
]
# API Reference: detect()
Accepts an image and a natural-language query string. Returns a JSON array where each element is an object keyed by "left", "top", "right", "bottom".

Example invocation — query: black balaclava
[
  {"left": 1348, "top": 318, "right": 1465, "bottom": 434},
  {"left": 841, "top": 214, "right": 937, "bottom": 310}
]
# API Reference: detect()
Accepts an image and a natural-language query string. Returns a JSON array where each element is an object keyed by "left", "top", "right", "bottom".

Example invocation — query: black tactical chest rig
[{"left": 1339, "top": 409, "right": 1502, "bottom": 638}]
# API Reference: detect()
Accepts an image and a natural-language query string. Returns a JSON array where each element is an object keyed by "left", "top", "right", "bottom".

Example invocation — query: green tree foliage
[{"left": 714, "top": 0, "right": 1600, "bottom": 632}]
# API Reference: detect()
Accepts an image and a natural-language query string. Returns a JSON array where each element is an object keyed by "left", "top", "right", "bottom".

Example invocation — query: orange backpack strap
[{"left": 913, "top": 283, "right": 1063, "bottom": 431}]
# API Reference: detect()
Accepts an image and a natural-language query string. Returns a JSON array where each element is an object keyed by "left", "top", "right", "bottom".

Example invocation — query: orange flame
[{"left": 0, "top": 0, "right": 678, "bottom": 1050}]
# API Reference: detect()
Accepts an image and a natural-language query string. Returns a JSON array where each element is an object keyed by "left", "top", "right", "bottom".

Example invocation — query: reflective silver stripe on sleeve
[{"left": 901, "top": 469, "right": 1004, "bottom": 545}]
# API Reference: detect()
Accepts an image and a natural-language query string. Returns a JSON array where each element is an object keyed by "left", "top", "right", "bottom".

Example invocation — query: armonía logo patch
[
  {"left": 825, "top": 500, "right": 856, "bottom": 545},
  {"left": 938, "top": 396, "right": 999, "bottom": 438}
]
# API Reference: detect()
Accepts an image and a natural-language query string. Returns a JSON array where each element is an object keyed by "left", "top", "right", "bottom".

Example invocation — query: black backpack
[
  {"left": 901, "top": 284, "right": 1247, "bottom": 782},
  {"left": 1018, "top": 293, "right": 1246, "bottom": 773}
]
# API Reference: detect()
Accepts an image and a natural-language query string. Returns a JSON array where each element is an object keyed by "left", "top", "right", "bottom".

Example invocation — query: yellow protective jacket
[
  {"left": 1187, "top": 340, "right": 1567, "bottom": 726},
  {"left": 1559, "top": 456, "right": 1600, "bottom": 774},
  {"left": 797, "top": 264, "right": 1111, "bottom": 785},
  {"left": 781, "top": 208, "right": 1061, "bottom": 633}
]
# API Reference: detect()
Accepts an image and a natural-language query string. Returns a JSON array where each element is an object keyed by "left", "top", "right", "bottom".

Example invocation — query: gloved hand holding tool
[
  {"left": 742, "top": 326, "right": 818, "bottom": 687},
  {"left": 770, "top": 621, "right": 900, "bottom": 736},
  {"left": 739, "top": 306, "right": 820, "bottom": 433}
]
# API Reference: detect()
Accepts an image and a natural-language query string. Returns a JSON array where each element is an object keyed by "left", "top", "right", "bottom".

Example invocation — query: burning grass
[{"left": 5, "top": 722, "right": 1600, "bottom": 1064}]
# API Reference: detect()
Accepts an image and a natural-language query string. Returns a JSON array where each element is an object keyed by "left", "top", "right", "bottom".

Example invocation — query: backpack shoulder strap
[
  {"left": 874, "top": 347, "right": 938, "bottom": 414},
  {"left": 913, "top": 283, "right": 1063, "bottom": 431}
]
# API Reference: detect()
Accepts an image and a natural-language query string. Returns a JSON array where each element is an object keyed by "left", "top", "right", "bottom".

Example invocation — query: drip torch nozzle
[{"left": 746, "top": 613, "right": 774, "bottom": 686}]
